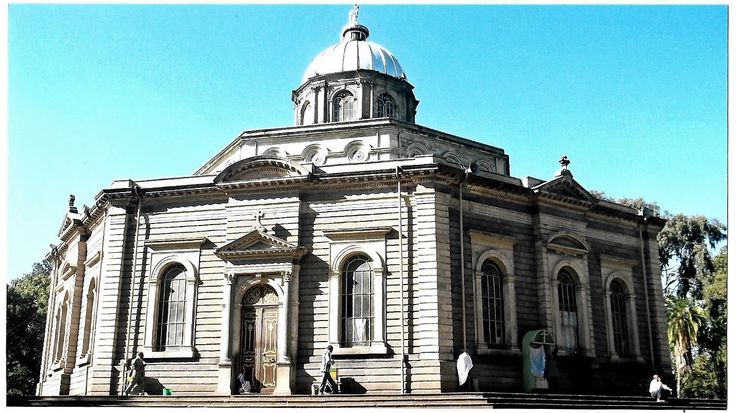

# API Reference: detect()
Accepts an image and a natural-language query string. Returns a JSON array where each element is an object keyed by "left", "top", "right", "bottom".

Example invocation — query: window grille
[
  {"left": 480, "top": 260, "right": 505, "bottom": 346},
  {"left": 80, "top": 280, "right": 96, "bottom": 355},
  {"left": 341, "top": 256, "right": 373, "bottom": 346},
  {"left": 333, "top": 92, "right": 354, "bottom": 122},
  {"left": 156, "top": 266, "right": 187, "bottom": 350},
  {"left": 610, "top": 280, "right": 630, "bottom": 355},
  {"left": 376, "top": 93, "right": 395, "bottom": 118},
  {"left": 300, "top": 101, "right": 311, "bottom": 125},
  {"left": 557, "top": 269, "right": 578, "bottom": 350}
]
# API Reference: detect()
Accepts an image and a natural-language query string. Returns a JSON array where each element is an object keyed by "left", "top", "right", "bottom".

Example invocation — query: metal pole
[
  {"left": 121, "top": 185, "right": 142, "bottom": 395},
  {"left": 397, "top": 166, "right": 405, "bottom": 394},
  {"left": 459, "top": 170, "right": 468, "bottom": 352},
  {"left": 638, "top": 222, "right": 656, "bottom": 368}
]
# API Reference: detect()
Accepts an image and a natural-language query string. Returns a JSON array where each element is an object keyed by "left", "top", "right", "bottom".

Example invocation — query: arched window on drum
[
  {"left": 376, "top": 93, "right": 395, "bottom": 119},
  {"left": 332, "top": 91, "right": 354, "bottom": 122}
]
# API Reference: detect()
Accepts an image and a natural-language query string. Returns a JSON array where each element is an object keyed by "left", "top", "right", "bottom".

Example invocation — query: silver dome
[{"left": 301, "top": 6, "right": 406, "bottom": 84}]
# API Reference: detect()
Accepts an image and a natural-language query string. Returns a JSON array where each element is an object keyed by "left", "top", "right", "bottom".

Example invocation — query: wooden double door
[{"left": 239, "top": 285, "right": 279, "bottom": 393}]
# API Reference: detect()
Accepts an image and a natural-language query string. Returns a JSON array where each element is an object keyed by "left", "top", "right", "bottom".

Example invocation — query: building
[{"left": 38, "top": 6, "right": 671, "bottom": 396}]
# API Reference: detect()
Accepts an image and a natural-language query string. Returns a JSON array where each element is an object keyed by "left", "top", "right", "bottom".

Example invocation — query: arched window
[
  {"left": 300, "top": 101, "right": 312, "bottom": 125},
  {"left": 341, "top": 256, "right": 373, "bottom": 346},
  {"left": 557, "top": 268, "right": 578, "bottom": 351},
  {"left": 376, "top": 93, "right": 395, "bottom": 118},
  {"left": 54, "top": 298, "right": 68, "bottom": 361},
  {"left": 480, "top": 260, "right": 504, "bottom": 346},
  {"left": 332, "top": 91, "right": 354, "bottom": 122},
  {"left": 610, "top": 279, "right": 629, "bottom": 355},
  {"left": 80, "top": 278, "right": 97, "bottom": 356},
  {"left": 156, "top": 265, "right": 187, "bottom": 350}
]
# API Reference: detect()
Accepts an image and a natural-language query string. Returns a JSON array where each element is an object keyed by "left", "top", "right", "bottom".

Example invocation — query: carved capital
[
  {"left": 282, "top": 270, "right": 293, "bottom": 283},
  {"left": 224, "top": 273, "right": 236, "bottom": 285}
]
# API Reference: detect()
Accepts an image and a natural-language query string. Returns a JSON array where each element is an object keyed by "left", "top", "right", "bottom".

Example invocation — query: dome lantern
[{"left": 292, "top": 6, "right": 419, "bottom": 126}]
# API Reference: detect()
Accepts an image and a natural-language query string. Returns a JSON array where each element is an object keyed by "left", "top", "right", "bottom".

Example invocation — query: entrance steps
[{"left": 10, "top": 392, "right": 727, "bottom": 409}]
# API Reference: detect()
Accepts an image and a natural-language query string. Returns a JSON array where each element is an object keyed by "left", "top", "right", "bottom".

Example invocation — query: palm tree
[{"left": 666, "top": 296, "right": 706, "bottom": 396}]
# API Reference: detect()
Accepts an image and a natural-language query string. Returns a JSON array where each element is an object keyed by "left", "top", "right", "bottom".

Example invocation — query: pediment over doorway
[{"left": 215, "top": 229, "right": 307, "bottom": 260}]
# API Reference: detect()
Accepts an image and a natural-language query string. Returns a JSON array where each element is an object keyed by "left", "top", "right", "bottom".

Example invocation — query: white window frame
[
  {"left": 600, "top": 255, "right": 642, "bottom": 361},
  {"left": 469, "top": 230, "right": 519, "bottom": 353},
  {"left": 547, "top": 232, "right": 595, "bottom": 357},
  {"left": 325, "top": 228, "right": 389, "bottom": 355},
  {"left": 143, "top": 237, "right": 204, "bottom": 359},
  {"left": 77, "top": 251, "right": 102, "bottom": 366}
]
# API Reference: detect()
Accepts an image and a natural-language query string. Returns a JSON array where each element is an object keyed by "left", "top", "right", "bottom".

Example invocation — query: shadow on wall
[
  {"left": 138, "top": 377, "right": 167, "bottom": 395},
  {"left": 339, "top": 377, "right": 366, "bottom": 394}
]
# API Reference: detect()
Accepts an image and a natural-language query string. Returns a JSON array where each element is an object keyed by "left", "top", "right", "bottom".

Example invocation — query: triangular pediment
[
  {"left": 215, "top": 229, "right": 305, "bottom": 260},
  {"left": 532, "top": 176, "right": 596, "bottom": 204}
]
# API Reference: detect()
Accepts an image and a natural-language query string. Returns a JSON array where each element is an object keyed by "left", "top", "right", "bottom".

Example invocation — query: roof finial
[
  {"left": 68, "top": 194, "right": 78, "bottom": 213},
  {"left": 342, "top": 4, "right": 368, "bottom": 41},
  {"left": 556, "top": 155, "right": 573, "bottom": 178},
  {"left": 349, "top": 4, "right": 359, "bottom": 25},
  {"left": 253, "top": 210, "right": 267, "bottom": 233}
]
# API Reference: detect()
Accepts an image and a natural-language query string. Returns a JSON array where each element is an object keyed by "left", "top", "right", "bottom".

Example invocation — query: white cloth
[
  {"left": 649, "top": 378, "right": 671, "bottom": 393},
  {"left": 320, "top": 349, "right": 334, "bottom": 373},
  {"left": 456, "top": 352, "right": 473, "bottom": 386},
  {"left": 529, "top": 346, "right": 546, "bottom": 378}
]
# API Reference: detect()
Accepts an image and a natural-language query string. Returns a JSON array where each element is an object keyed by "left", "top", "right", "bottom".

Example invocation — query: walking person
[
  {"left": 319, "top": 345, "right": 337, "bottom": 395},
  {"left": 648, "top": 374, "right": 672, "bottom": 402},
  {"left": 124, "top": 352, "right": 146, "bottom": 396}
]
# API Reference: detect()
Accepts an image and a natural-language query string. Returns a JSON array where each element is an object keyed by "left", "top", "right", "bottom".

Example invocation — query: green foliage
[
  {"left": 589, "top": 190, "right": 664, "bottom": 217},
  {"left": 680, "top": 350, "right": 727, "bottom": 399},
  {"left": 660, "top": 220, "right": 726, "bottom": 399},
  {"left": 684, "top": 246, "right": 727, "bottom": 399},
  {"left": 6, "top": 260, "right": 51, "bottom": 396},
  {"left": 665, "top": 296, "right": 706, "bottom": 376},
  {"left": 657, "top": 214, "right": 726, "bottom": 298}
]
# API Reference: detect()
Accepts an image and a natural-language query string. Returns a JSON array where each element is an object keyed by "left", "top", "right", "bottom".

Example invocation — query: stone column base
[
  {"left": 272, "top": 363, "right": 293, "bottom": 395},
  {"left": 217, "top": 362, "right": 233, "bottom": 395}
]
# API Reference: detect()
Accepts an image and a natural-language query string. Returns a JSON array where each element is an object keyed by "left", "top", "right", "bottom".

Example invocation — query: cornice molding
[
  {"left": 144, "top": 237, "right": 208, "bottom": 251},
  {"left": 324, "top": 226, "right": 392, "bottom": 241}
]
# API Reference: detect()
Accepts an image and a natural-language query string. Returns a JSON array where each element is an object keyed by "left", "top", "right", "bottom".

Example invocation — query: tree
[
  {"left": 589, "top": 190, "right": 664, "bottom": 217},
  {"left": 665, "top": 295, "right": 706, "bottom": 396},
  {"left": 681, "top": 246, "right": 727, "bottom": 398},
  {"left": 657, "top": 214, "right": 726, "bottom": 299},
  {"left": 7, "top": 260, "right": 51, "bottom": 396}
]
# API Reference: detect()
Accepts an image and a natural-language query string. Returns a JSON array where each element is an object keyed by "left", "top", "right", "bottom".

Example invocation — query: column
[
  {"left": 504, "top": 275, "right": 519, "bottom": 350},
  {"left": 217, "top": 273, "right": 234, "bottom": 394},
  {"left": 628, "top": 293, "right": 643, "bottom": 360},
  {"left": 277, "top": 270, "right": 291, "bottom": 363},
  {"left": 604, "top": 291, "right": 617, "bottom": 359},
  {"left": 274, "top": 270, "right": 293, "bottom": 395}
]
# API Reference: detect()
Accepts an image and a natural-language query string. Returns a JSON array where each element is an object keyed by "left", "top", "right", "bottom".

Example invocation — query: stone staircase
[{"left": 10, "top": 392, "right": 727, "bottom": 409}]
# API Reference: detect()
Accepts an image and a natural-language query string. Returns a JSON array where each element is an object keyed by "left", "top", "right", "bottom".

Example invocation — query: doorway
[{"left": 238, "top": 284, "right": 279, "bottom": 393}]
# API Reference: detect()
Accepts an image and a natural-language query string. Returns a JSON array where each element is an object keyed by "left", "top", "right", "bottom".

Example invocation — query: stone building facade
[{"left": 38, "top": 7, "right": 671, "bottom": 396}]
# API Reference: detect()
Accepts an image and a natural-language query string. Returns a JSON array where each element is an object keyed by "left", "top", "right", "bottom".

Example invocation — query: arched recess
[
  {"left": 406, "top": 142, "right": 429, "bottom": 158},
  {"left": 143, "top": 256, "right": 199, "bottom": 358},
  {"left": 79, "top": 277, "right": 97, "bottom": 360},
  {"left": 214, "top": 156, "right": 310, "bottom": 183},
  {"left": 602, "top": 272, "right": 641, "bottom": 359},
  {"left": 545, "top": 232, "right": 594, "bottom": 357},
  {"left": 53, "top": 292, "right": 70, "bottom": 365},
  {"left": 302, "top": 144, "right": 329, "bottom": 166},
  {"left": 328, "top": 244, "right": 387, "bottom": 354},
  {"left": 331, "top": 89, "right": 355, "bottom": 122},
  {"left": 344, "top": 140, "right": 372, "bottom": 163},
  {"left": 473, "top": 251, "right": 518, "bottom": 351}
]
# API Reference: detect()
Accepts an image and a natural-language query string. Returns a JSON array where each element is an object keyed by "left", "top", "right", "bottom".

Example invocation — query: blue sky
[{"left": 6, "top": 4, "right": 727, "bottom": 279}]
